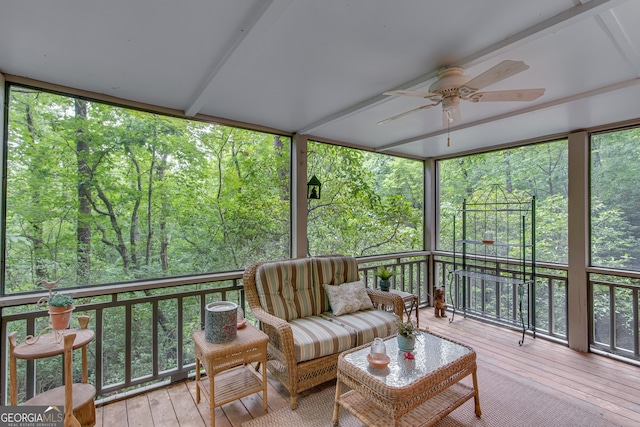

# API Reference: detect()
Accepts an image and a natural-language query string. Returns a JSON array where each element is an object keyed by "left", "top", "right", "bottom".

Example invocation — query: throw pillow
[{"left": 324, "top": 280, "right": 373, "bottom": 316}]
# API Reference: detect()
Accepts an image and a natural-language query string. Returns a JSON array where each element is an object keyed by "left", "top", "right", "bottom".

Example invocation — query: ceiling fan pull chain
[{"left": 447, "top": 114, "right": 451, "bottom": 147}]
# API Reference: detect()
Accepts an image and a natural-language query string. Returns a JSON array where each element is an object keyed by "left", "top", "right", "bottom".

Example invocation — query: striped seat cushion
[
  {"left": 255, "top": 258, "right": 316, "bottom": 321},
  {"left": 314, "top": 256, "right": 361, "bottom": 313},
  {"left": 321, "top": 309, "right": 397, "bottom": 346},
  {"left": 288, "top": 316, "right": 356, "bottom": 362}
]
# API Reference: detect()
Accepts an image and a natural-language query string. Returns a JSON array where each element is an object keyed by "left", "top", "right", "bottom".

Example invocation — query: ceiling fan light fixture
[{"left": 442, "top": 96, "right": 461, "bottom": 126}]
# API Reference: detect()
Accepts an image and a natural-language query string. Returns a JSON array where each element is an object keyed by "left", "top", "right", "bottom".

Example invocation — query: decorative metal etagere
[{"left": 449, "top": 184, "right": 536, "bottom": 345}]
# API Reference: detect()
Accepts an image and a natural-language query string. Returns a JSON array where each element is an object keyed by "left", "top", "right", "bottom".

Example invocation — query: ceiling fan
[{"left": 379, "top": 60, "right": 545, "bottom": 126}]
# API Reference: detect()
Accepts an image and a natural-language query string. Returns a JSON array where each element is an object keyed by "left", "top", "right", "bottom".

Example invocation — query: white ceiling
[{"left": 1, "top": 0, "right": 640, "bottom": 158}]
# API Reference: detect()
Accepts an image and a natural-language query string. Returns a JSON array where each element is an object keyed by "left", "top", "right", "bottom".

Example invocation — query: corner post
[
  {"left": 567, "top": 130, "right": 589, "bottom": 352},
  {"left": 292, "top": 134, "right": 308, "bottom": 258}
]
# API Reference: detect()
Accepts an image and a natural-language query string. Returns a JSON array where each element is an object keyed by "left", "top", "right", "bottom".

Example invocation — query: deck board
[
  {"left": 126, "top": 394, "right": 154, "bottom": 426},
  {"left": 96, "top": 398, "right": 126, "bottom": 427},
  {"left": 148, "top": 388, "right": 180, "bottom": 427},
  {"left": 428, "top": 315, "right": 640, "bottom": 426},
  {"left": 167, "top": 382, "right": 206, "bottom": 427},
  {"left": 95, "top": 308, "right": 640, "bottom": 426}
]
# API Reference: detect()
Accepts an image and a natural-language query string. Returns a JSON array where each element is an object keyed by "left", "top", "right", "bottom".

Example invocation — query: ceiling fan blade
[
  {"left": 459, "top": 60, "right": 530, "bottom": 95},
  {"left": 377, "top": 103, "right": 438, "bottom": 124},
  {"left": 384, "top": 89, "right": 442, "bottom": 99},
  {"left": 468, "top": 88, "right": 545, "bottom": 102}
]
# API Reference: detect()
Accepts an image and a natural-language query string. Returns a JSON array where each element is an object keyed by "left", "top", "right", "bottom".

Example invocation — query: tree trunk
[
  {"left": 127, "top": 152, "right": 142, "bottom": 273},
  {"left": 504, "top": 150, "right": 513, "bottom": 193},
  {"left": 75, "top": 99, "right": 92, "bottom": 284},
  {"left": 231, "top": 139, "right": 242, "bottom": 193},
  {"left": 92, "top": 185, "right": 130, "bottom": 273},
  {"left": 25, "top": 103, "right": 47, "bottom": 280},
  {"left": 274, "top": 136, "right": 289, "bottom": 200},
  {"left": 158, "top": 154, "right": 169, "bottom": 272},
  {"left": 546, "top": 144, "right": 554, "bottom": 196},
  {"left": 145, "top": 148, "right": 156, "bottom": 268}
]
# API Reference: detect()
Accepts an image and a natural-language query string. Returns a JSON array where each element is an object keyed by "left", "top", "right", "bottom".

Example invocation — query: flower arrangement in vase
[{"left": 395, "top": 317, "right": 417, "bottom": 352}]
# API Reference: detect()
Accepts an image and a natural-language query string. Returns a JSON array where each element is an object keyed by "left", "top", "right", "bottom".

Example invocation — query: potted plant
[
  {"left": 395, "top": 317, "right": 417, "bottom": 352},
  {"left": 375, "top": 266, "right": 394, "bottom": 292},
  {"left": 48, "top": 292, "right": 75, "bottom": 331}
]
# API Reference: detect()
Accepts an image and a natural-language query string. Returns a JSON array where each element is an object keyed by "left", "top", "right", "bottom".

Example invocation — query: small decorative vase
[
  {"left": 482, "top": 230, "right": 494, "bottom": 244},
  {"left": 397, "top": 333, "right": 415, "bottom": 352},
  {"left": 379, "top": 279, "right": 390, "bottom": 292},
  {"left": 49, "top": 305, "right": 74, "bottom": 330},
  {"left": 205, "top": 301, "right": 237, "bottom": 343},
  {"left": 370, "top": 337, "right": 387, "bottom": 359}
]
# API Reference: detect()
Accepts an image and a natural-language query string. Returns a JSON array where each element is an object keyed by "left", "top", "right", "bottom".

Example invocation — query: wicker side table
[
  {"left": 389, "top": 289, "right": 419, "bottom": 327},
  {"left": 193, "top": 323, "right": 268, "bottom": 427}
]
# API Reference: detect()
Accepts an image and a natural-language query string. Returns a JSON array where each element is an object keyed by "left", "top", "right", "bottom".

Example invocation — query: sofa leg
[{"left": 290, "top": 395, "right": 298, "bottom": 410}]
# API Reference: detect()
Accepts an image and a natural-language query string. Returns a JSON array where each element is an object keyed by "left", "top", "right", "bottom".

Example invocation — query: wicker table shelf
[
  {"left": 193, "top": 323, "right": 268, "bottom": 427},
  {"left": 333, "top": 330, "right": 481, "bottom": 427}
]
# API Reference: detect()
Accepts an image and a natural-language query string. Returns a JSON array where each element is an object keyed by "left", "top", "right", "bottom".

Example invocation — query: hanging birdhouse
[{"left": 307, "top": 175, "right": 321, "bottom": 199}]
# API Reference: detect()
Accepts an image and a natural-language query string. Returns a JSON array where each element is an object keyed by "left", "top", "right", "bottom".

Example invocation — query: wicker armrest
[
  {"left": 247, "top": 305, "right": 298, "bottom": 380},
  {"left": 247, "top": 305, "right": 294, "bottom": 349},
  {"left": 366, "top": 288, "right": 405, "bottom": 317},
  {"left": 249, "top": 304, "right": 290, "bottom": 330}
]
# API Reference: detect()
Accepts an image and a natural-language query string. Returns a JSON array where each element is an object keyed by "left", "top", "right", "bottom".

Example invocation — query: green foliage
[
  {"left": 591, "top": 128, "right": 640, "bottom": 269},
  {"left": 5, "top": 85, "right": 291, "bottom": 292},
  {"left": 5, "top": 86, "right": 424, "bottom": 292},
  {"left": 306, "top": 142, "right": 423, "bottom": 256},
  {"left": 375, "top": 266, "right": 394, "bottom": 280},
  {"left": 47, "top": 292, "right": 74, "bottom": 307},
  {"left": 395, "top": 317, "right": 417, "bottom": 337},
  {"left": 439, "top": 140, "right": 569, "bottom": 263}
]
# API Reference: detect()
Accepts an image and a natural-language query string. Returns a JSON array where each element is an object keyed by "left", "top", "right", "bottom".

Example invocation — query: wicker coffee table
[{"left": 333, "top": 330, "right": 481, "bottom": 427}]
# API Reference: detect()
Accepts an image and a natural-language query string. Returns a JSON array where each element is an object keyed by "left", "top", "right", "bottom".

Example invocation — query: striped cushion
[
  {"left": 321, "top": 309, "right": 396, "bottom": 346},
  {"left": 255, "top": 258, "right": 316, "bottom": 321},
  {"left": 314, "top": 256, "right": 361, "bottom": 313},
  {"left": 288, "top": 316, "right": 356, "bottom": 362}
]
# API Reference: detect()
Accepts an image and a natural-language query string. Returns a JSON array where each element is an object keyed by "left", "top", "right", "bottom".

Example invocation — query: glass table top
[{"left": 343, "top": 332, "right": 471, "bottom": 388}]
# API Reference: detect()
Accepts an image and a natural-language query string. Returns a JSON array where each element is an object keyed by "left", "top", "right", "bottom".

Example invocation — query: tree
[
  {"left": 75, "top": 98, "right": 92, "bottom": 284},
  {"left": 306, "top": 142, "right": 423, "bottom": 257},
  {"left": 4, "top": 86, "right": 291, "bottom": 292}
]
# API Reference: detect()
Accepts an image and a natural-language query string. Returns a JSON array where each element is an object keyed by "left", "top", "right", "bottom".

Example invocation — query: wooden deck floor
[{"left": 95, "top": 308, "right": 640, "bottom": 427}]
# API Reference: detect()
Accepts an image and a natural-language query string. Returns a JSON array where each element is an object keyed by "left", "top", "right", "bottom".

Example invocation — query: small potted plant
[
  {"left": 48, "top": 292, "right": 75, "bottom": 331},
  {"left": 375, "top": 266, "right": 394, "bottom": 292},
  {"left": 395, "top": 317, "right": 417, "bottom": 352}
]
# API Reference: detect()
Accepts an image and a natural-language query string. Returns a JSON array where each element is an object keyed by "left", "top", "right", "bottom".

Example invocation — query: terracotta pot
[{"left": 49, "top": 304, "right": 74, "bottom": 330}]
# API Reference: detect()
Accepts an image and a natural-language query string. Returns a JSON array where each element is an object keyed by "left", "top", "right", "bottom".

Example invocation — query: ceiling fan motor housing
[{"left": 429, "top": 67, "right": 472, "bottom": 96}]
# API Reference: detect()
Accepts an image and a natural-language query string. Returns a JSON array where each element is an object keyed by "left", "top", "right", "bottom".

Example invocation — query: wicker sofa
[{"left": 243, "top": 255, "right": 404, "bottom": 409}]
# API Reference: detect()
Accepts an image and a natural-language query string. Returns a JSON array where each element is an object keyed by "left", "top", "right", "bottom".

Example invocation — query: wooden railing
[
  {"left": 589, "top": 270, "right": 640, "bottom": 361},
  {"left": 1, "top": 254, "right": 430, "bottom": 405},
  {"left": 357, "top": 252, "right": 431, "bottom": 307},
  {"left": 10, "top": 254, "right": 640, "bottom": 404},
  {"left": 1, "top": 276, "right": 245, "bottom": 405}
]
